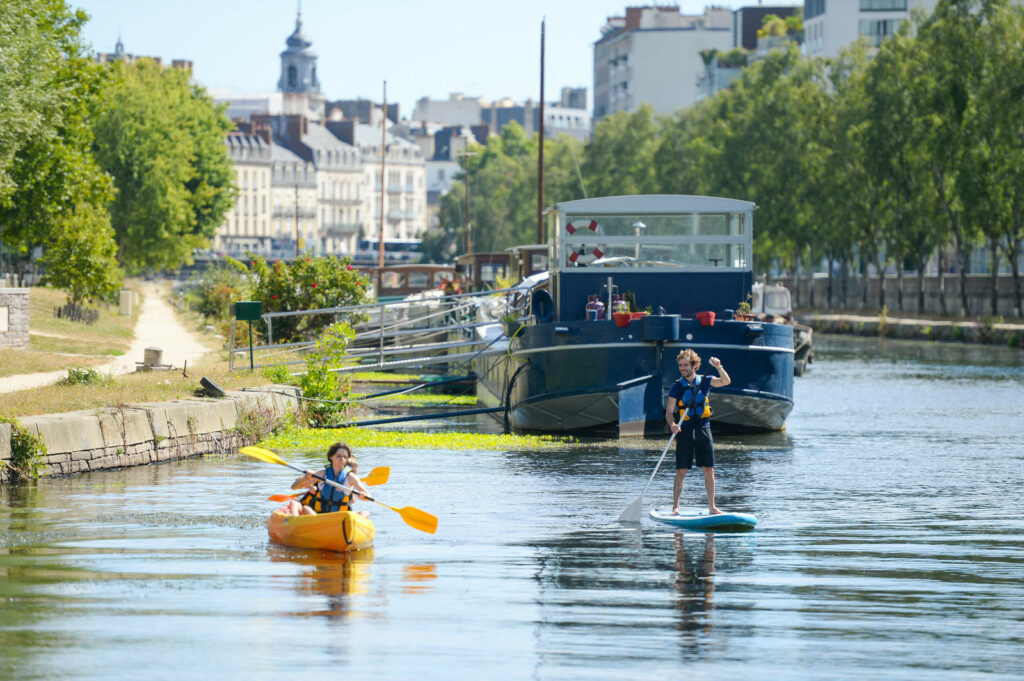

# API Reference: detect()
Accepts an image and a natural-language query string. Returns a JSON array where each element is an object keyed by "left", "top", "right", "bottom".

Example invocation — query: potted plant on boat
[{"left": 502, "top": 312, "right": 524, "bottom": 337}]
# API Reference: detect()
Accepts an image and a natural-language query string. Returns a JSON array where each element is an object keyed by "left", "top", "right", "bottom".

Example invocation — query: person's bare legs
[
  {"left": 672, "top": 468, "right": 687, "bottom": 514},
  {"left": 703, "top": 466, "right": 722, "bottom": 515}
]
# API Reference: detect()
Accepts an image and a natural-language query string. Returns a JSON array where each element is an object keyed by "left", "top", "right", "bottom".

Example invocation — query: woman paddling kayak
[{"left": 281, "top": 442, "right": 371, "bottom": 518}]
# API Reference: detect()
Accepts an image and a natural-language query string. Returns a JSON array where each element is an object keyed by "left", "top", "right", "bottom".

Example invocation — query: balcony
[{"left": 321, "top": 222, "right": 361, "bottom": 237}]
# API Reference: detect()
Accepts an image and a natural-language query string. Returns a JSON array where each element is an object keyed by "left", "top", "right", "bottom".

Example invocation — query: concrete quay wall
[{"left": 0, "top": 387, "right": 298, "bottom": 482}]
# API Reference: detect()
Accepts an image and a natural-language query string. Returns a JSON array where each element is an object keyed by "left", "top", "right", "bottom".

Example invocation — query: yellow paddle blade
[
  {"left": 394, "top": 505, "right": 438, "bottom": 534},
  {"left": 240, "top": 446, "right": 287, "bottom": 466},
  {"left": 361, "top": 466, "right": 390, "bottom": 487}
]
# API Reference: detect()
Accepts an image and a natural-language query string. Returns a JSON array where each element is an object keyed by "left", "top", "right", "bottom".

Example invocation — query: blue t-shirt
[{"left": 668, "top": 374, "right": 713, "bottom": 427}]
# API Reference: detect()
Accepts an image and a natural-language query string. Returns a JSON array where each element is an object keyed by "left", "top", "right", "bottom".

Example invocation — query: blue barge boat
[{"left": 474, "top": 195, "right": 794, "bottom": 435}]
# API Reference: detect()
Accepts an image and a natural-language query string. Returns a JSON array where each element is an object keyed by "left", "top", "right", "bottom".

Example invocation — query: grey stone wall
[
  {"left": 1, "top": 387, "right": 299, "bottom": 482},
  {"left": 0, "top": 288, "right": 30, "bottom": 349}
]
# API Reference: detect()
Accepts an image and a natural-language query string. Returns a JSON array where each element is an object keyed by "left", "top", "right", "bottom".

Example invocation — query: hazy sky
[{"left": 72, "top": 0, "right": 796, "bottom": 116}]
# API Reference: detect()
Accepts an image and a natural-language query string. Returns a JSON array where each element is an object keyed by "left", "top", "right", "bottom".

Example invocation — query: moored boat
[
  {"left": 267, "top": 509, "right": 375, "bottom": 553},
  {"left": 473, "top": 194, "right": 795, "bottom": 435}
]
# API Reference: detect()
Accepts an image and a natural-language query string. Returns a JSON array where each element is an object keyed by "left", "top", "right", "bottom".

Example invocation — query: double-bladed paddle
[
  {"left": 241, "top": 446, "right": 437, "bottom": 534},
  {"left": 266, "top": 466, "right": 390, "bottom": 502},
  {"left": 619, "top": 417, "right": 685, "bottom": 523}
]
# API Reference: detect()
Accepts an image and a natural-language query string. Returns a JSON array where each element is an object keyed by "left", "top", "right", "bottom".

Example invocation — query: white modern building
[
  {"left": 593, "top": 5, "right": 733, "bottom": 120},
  {"left": 803, "top": 0, "right": 940, "bottom": 58}
]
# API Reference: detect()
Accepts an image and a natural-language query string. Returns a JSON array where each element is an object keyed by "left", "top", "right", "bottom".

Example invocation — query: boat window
[
  {"left": 563, "top": 213, "right": 745, "bottom": 238},
  {"left": 407, "top": 271, "right": 429, "bottom": 288}
]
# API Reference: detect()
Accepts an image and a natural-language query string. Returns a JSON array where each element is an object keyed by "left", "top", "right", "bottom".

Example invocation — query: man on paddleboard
[{"left": 666, "top": 349, "right": 730, "bottom": 516}]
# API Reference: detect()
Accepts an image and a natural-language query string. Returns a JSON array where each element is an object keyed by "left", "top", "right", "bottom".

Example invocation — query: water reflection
[
  {"left": 268, "top": 547, "right": 374, "bottom": 621},
  {"left": 673, "top": 533, "right": 716, "bottom": 650}
]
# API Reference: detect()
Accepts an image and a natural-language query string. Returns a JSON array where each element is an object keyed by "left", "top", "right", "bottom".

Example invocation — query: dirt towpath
[{"left": 0, "top": 283, "right": 212, "bottom": 395}]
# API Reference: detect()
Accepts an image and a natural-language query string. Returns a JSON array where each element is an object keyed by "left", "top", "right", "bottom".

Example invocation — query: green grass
[{"left": 260, "top": 426, "right": 574, "bottom": 453}]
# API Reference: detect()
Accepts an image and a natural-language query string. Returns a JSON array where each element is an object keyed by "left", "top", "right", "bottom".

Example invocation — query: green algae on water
[{"left": 259, "top": 427, "right": 573, "bottom": 453}]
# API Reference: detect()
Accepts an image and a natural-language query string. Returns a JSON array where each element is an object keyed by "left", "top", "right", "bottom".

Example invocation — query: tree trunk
[
  {"left": 827, "top": 253, "right": 835, "bottom": 310},
  {"left": 916, "top": 256, "right": 927, "bottom": 314},
  {"left": 937, "top": 248, "right": 949, "bottom": 316},
  {"left": 896, "top": 260, "right": 904, "bottom": 313},
  {"left": 989, "top": 237, "right": 1000, "bottom": 317},
  {"left": 876, "top": 258, "right": 887, "bottom": 311}
]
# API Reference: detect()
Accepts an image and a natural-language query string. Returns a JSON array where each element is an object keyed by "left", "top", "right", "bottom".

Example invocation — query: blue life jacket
[
  {"left": 300, "top": 464, "right": 353, "bottom": 513},
  {"left": 675, "top": 376, "right": 711, "bottom": 427}
]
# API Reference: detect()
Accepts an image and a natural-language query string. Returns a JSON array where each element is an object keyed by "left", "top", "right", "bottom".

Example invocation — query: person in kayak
[
  {"left": 666, "top": 349, "right": 730, "bottom": 516},
  {"left": 283, "top": 442, "right": 370, "bottom": 516}
]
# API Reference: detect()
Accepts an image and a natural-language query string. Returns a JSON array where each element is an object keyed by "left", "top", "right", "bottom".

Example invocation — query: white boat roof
[{"left": 557, "top": 195, "right": 755, "bottom": 215}]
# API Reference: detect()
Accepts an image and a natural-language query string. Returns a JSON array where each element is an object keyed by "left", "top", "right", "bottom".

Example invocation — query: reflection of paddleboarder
[
  {"left": 666, "top": 349, "right": 730, "bottom": 515},
  {"left": 674, "top": 534, "right": 716, "bottom": 640}
]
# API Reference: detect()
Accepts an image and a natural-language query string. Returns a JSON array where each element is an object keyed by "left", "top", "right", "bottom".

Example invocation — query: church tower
[{"left": 277, "top": 5, "right": 325, "bottom": 120}]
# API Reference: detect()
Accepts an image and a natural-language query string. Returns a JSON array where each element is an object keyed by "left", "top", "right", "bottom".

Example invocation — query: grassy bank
[{"left": 0, "top": 286, "right": 142, "bottom": 378}]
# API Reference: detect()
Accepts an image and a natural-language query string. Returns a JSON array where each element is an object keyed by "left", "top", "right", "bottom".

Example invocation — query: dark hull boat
[{"left": 474, "top": 195, "right": 794, "bottom": 436}]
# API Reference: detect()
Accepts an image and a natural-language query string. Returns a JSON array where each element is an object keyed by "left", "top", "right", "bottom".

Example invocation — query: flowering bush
[{"left": 250, "top": 255, "right": 369, "bottom": 342}]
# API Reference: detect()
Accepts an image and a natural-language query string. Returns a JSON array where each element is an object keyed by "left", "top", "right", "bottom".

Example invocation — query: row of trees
[
  {"left": 435, "top": 0, "right": 1023, "bottom": 317},
  {"left": 0, "top": 0, "right": 235, "bottom": 305}
]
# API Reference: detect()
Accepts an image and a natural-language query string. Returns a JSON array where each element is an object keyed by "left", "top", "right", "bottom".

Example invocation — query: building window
[
  {"left": 860, "top": 19, "right": 901, "bottom": 45},
  {"left": 860, "top": 0, "right": 906, "bottom": 9}
]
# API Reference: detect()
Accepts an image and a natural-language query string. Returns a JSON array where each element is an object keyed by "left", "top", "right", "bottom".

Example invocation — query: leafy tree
[
  {"left": 38, "top": 204, "right": 121, "bottom": 305},
  {"left": 91, "top": 59, "right": 236, "bottom": 272},
  {"left": 0, "top": 0, "right": 120, "bottom": 305},
  {"left": 249, "top": 255, "right": 369, "bottom": 342}
]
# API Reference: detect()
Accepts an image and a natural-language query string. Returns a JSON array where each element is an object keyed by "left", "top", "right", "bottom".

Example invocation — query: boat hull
[
  {"left": 267, "top": 510, "right": 375, "bottom": 553},
  {"left": 475, "top": 317, "right": 794, "bottom": 433}
]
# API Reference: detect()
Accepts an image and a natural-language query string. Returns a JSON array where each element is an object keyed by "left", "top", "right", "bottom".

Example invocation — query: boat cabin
[{"left": 547, "top": 195, "right": 754, "bottom": 322}]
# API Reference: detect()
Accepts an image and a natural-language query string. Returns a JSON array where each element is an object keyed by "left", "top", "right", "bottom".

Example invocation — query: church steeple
[{"left": 278, "top": 3, "right": 320, "bottom": 94}]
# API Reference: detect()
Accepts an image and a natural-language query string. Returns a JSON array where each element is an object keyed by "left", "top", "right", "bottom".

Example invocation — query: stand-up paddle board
[{"left": 649, "top": 508, "right": 757, "bottom": 532}]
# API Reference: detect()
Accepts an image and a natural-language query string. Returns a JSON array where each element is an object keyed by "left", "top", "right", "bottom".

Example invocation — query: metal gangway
[{"left": 228, "top": 287, "right": 523, "bottom": 375}]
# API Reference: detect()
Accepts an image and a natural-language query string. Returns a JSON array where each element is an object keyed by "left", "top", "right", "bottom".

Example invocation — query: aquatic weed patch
[
  {"left": 353, "top": 393, "right": 477, "bottom": 407},
  {"left": 259, "top": 427, "right": 573, "bottom": 452}
]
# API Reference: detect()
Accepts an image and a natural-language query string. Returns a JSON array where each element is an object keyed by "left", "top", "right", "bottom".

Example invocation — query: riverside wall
[
  {"left": 0, "top": 387, "right": 299, "bottom": 483},
  {"left": 777, "top": 273, "right": 1022, "bottom": 318}
]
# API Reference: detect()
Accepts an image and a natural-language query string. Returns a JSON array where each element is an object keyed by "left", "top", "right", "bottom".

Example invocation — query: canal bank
[
  {"left": 800, "top": 311, "right": 1024, "bottom": 347},
  {"left": 1, "top": 386, "right": 298, "bottom": 482}
]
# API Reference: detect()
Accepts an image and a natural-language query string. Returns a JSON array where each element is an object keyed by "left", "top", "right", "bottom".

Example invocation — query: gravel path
[{"left": 0, "top": 283, "right": 212, "bottom": 394}]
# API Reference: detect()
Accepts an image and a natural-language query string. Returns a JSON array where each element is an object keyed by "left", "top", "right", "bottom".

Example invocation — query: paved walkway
[{"left": 0, "top": 283, "right": 213, "bottom": 394}]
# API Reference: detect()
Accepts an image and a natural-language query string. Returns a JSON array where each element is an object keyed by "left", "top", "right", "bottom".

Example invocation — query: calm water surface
[{"left": 2, "top": 335, "right": 1023, "bottom": 680}]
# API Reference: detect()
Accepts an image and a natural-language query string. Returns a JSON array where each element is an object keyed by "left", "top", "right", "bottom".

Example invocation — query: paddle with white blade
[{"left": 618, "top": 417, "right": 685, "bottom": 523}]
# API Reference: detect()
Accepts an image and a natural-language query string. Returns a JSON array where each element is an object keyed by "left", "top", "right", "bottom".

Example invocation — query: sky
[{"left": 72, "top": 0, "right": 797, "bottom": 117}]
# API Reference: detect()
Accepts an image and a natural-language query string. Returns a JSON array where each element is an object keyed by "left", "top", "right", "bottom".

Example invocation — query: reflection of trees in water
[{"left": 673, "top": 533, "right": 716, "bottom": 652}]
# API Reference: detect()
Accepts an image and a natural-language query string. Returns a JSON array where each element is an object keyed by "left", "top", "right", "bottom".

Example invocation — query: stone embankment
[
  {"left": 801, "top": 313, "right": 1024, "bottom": 347},
  {"left": 1, "top": 386, "right": 298, "bottom": 482}
]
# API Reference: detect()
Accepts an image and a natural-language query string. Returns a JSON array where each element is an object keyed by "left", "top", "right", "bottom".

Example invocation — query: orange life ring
[{"left": 565, "top": 220, "right": 605, "bottom": 265}]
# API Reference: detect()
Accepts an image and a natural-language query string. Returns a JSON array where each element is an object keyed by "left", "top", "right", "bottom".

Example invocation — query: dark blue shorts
[{"left": 675, "top": 426, "right": 714, "bottom": 469}]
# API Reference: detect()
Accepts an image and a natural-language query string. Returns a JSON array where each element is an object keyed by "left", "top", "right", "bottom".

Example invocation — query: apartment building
[
  {"left": 804, "top": 0, "right": 940, "bottom": 58},
  {"left": 593, "top": 5, "right": 733, "bottom": 120}
]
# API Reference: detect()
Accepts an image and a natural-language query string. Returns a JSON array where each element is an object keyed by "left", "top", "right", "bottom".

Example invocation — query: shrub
[
  {"left": 1, "top": 416, "right": 47, "bottom": 481},
  {"left": 57, "top": 367, "right": 110, "bottom": 386},
  {"left": 250, "top": 255, "right": 369, "bottom": 342},
  {"left": 297, "top": 322, "right": 356, "bottom": 427}
]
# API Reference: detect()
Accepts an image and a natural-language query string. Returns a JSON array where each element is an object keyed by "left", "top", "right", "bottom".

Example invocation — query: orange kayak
[{"left": 267, "top": 510, "right": 375, "bottom": 553}]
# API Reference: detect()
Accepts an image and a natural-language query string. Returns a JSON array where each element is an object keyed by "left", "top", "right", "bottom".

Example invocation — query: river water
[{"left": 2, "top": 335, "right": 1022, "bottom": 680}]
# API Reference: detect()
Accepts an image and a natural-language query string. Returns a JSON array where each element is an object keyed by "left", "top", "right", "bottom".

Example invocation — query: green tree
[
  {"left": 91, "top": 59, "right": 236, "bottom": 272},
  {"left": 0, "top": 0, "right": 120, "bottom": 304},
  {"left": 38, "top": 204, "right": 121, "bottom": 305}
]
